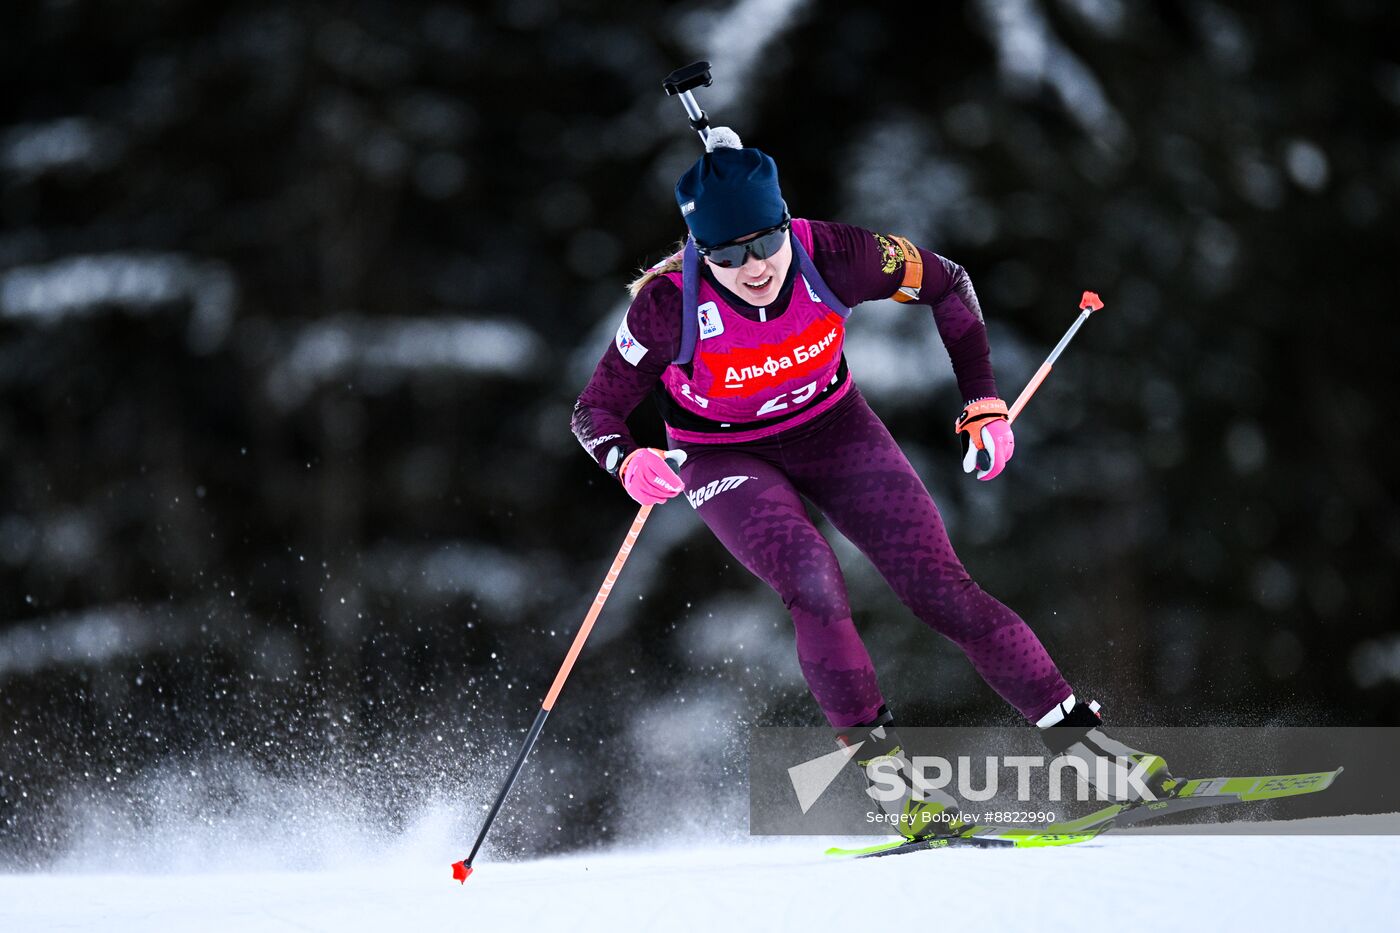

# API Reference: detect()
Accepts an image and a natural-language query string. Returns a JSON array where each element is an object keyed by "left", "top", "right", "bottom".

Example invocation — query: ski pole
[
  {"left": 452, "top": 453, "right": 685, "bottom": 885},
  {"left": 978, "top": 290, "right": 1105, "bottom": 471}
]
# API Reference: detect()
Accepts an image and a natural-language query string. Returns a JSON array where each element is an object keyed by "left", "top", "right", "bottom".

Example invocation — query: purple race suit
[{"left": 573, "top": 220, "right": 1072, "bottom": 728}]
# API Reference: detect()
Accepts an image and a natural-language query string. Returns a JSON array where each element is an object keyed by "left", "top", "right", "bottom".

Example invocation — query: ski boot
[
  {"left": 837, "top": 707, "right": 964, "bottom": 840},
  {"left": 1037, "top": 694, "right": 1176, "bottom": 801}
]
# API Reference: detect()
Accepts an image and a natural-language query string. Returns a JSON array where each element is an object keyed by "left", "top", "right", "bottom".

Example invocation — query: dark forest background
[{"left": 2, "top": 0, "right": 1398, "bottom": 867}]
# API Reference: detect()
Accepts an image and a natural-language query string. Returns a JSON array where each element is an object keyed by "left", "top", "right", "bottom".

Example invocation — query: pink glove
[
  {"left": 966, "top": 418, "right": 1014, "bottom": 481},
  {"left": 620, "top": 448, "right": 686, "bottom": 505},
  {"left": 955, "top": 398, "right": 1015, "bottom": 482}
]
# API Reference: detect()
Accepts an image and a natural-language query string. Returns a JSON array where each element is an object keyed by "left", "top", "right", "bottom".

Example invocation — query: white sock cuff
[{"left": 1035, "top": 693, "right": 1077, "bottom": 729}]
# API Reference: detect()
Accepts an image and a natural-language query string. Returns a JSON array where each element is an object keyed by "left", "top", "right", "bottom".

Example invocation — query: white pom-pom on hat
[{"left": 704, "top": 126, "right": 744, "bottom": 152}]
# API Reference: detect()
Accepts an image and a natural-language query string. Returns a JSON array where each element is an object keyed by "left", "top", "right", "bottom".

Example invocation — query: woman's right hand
[{"left": 620, "top": 448, "right": 686, "bottom": 505}]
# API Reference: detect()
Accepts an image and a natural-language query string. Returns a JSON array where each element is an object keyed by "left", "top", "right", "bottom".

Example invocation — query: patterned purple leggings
[{"left": 674, "top": 388, "right": 1071, "bottom": 728}]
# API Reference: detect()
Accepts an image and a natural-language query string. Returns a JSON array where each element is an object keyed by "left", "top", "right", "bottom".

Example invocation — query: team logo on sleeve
[
  {"left": 873, "top": 233, "right": 905, "bottom": 275},
  {"left": 698, "top": 301, "right": 724, "bottom": 340},
  {"left": 615, "top": 317, "right": 648, "bottom": 366}
]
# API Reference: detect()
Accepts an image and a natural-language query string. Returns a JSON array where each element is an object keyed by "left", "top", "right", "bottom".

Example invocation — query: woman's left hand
[{"left": 955, "top": 398, "right": 1015, "bottom": 482}]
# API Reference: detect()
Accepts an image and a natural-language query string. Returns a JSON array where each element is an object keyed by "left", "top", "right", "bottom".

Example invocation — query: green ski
[{"left": 825, "top": 767, "right": 1344, "bottom": 859}]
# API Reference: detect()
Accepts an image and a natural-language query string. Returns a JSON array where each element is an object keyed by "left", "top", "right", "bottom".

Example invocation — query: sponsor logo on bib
[{"left": 700, "top": 315, "right": 843, "bottom": 398}]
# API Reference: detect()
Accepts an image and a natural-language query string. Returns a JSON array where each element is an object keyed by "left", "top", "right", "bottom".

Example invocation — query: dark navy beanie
[{"left": 675, "top": 139, "right": 787, "bottom": 248}]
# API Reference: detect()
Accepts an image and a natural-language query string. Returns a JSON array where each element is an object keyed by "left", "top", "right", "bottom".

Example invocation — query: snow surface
[{"left": 3, "top": 824, "right": 1397, "bottom": 931}]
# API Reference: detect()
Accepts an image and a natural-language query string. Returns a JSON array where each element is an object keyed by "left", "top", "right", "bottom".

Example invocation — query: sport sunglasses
[{"left": 695, "top": 216, "right": 791, "bottom": 268}]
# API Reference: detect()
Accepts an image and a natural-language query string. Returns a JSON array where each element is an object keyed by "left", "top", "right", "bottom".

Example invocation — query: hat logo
[{"left": 681, "top": 200, "right": 696, "bottom": 216}]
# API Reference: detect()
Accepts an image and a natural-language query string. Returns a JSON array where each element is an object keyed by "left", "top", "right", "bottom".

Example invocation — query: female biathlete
[{"left": 571, "top": 131, "right": 1168, "bottom": 836}]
